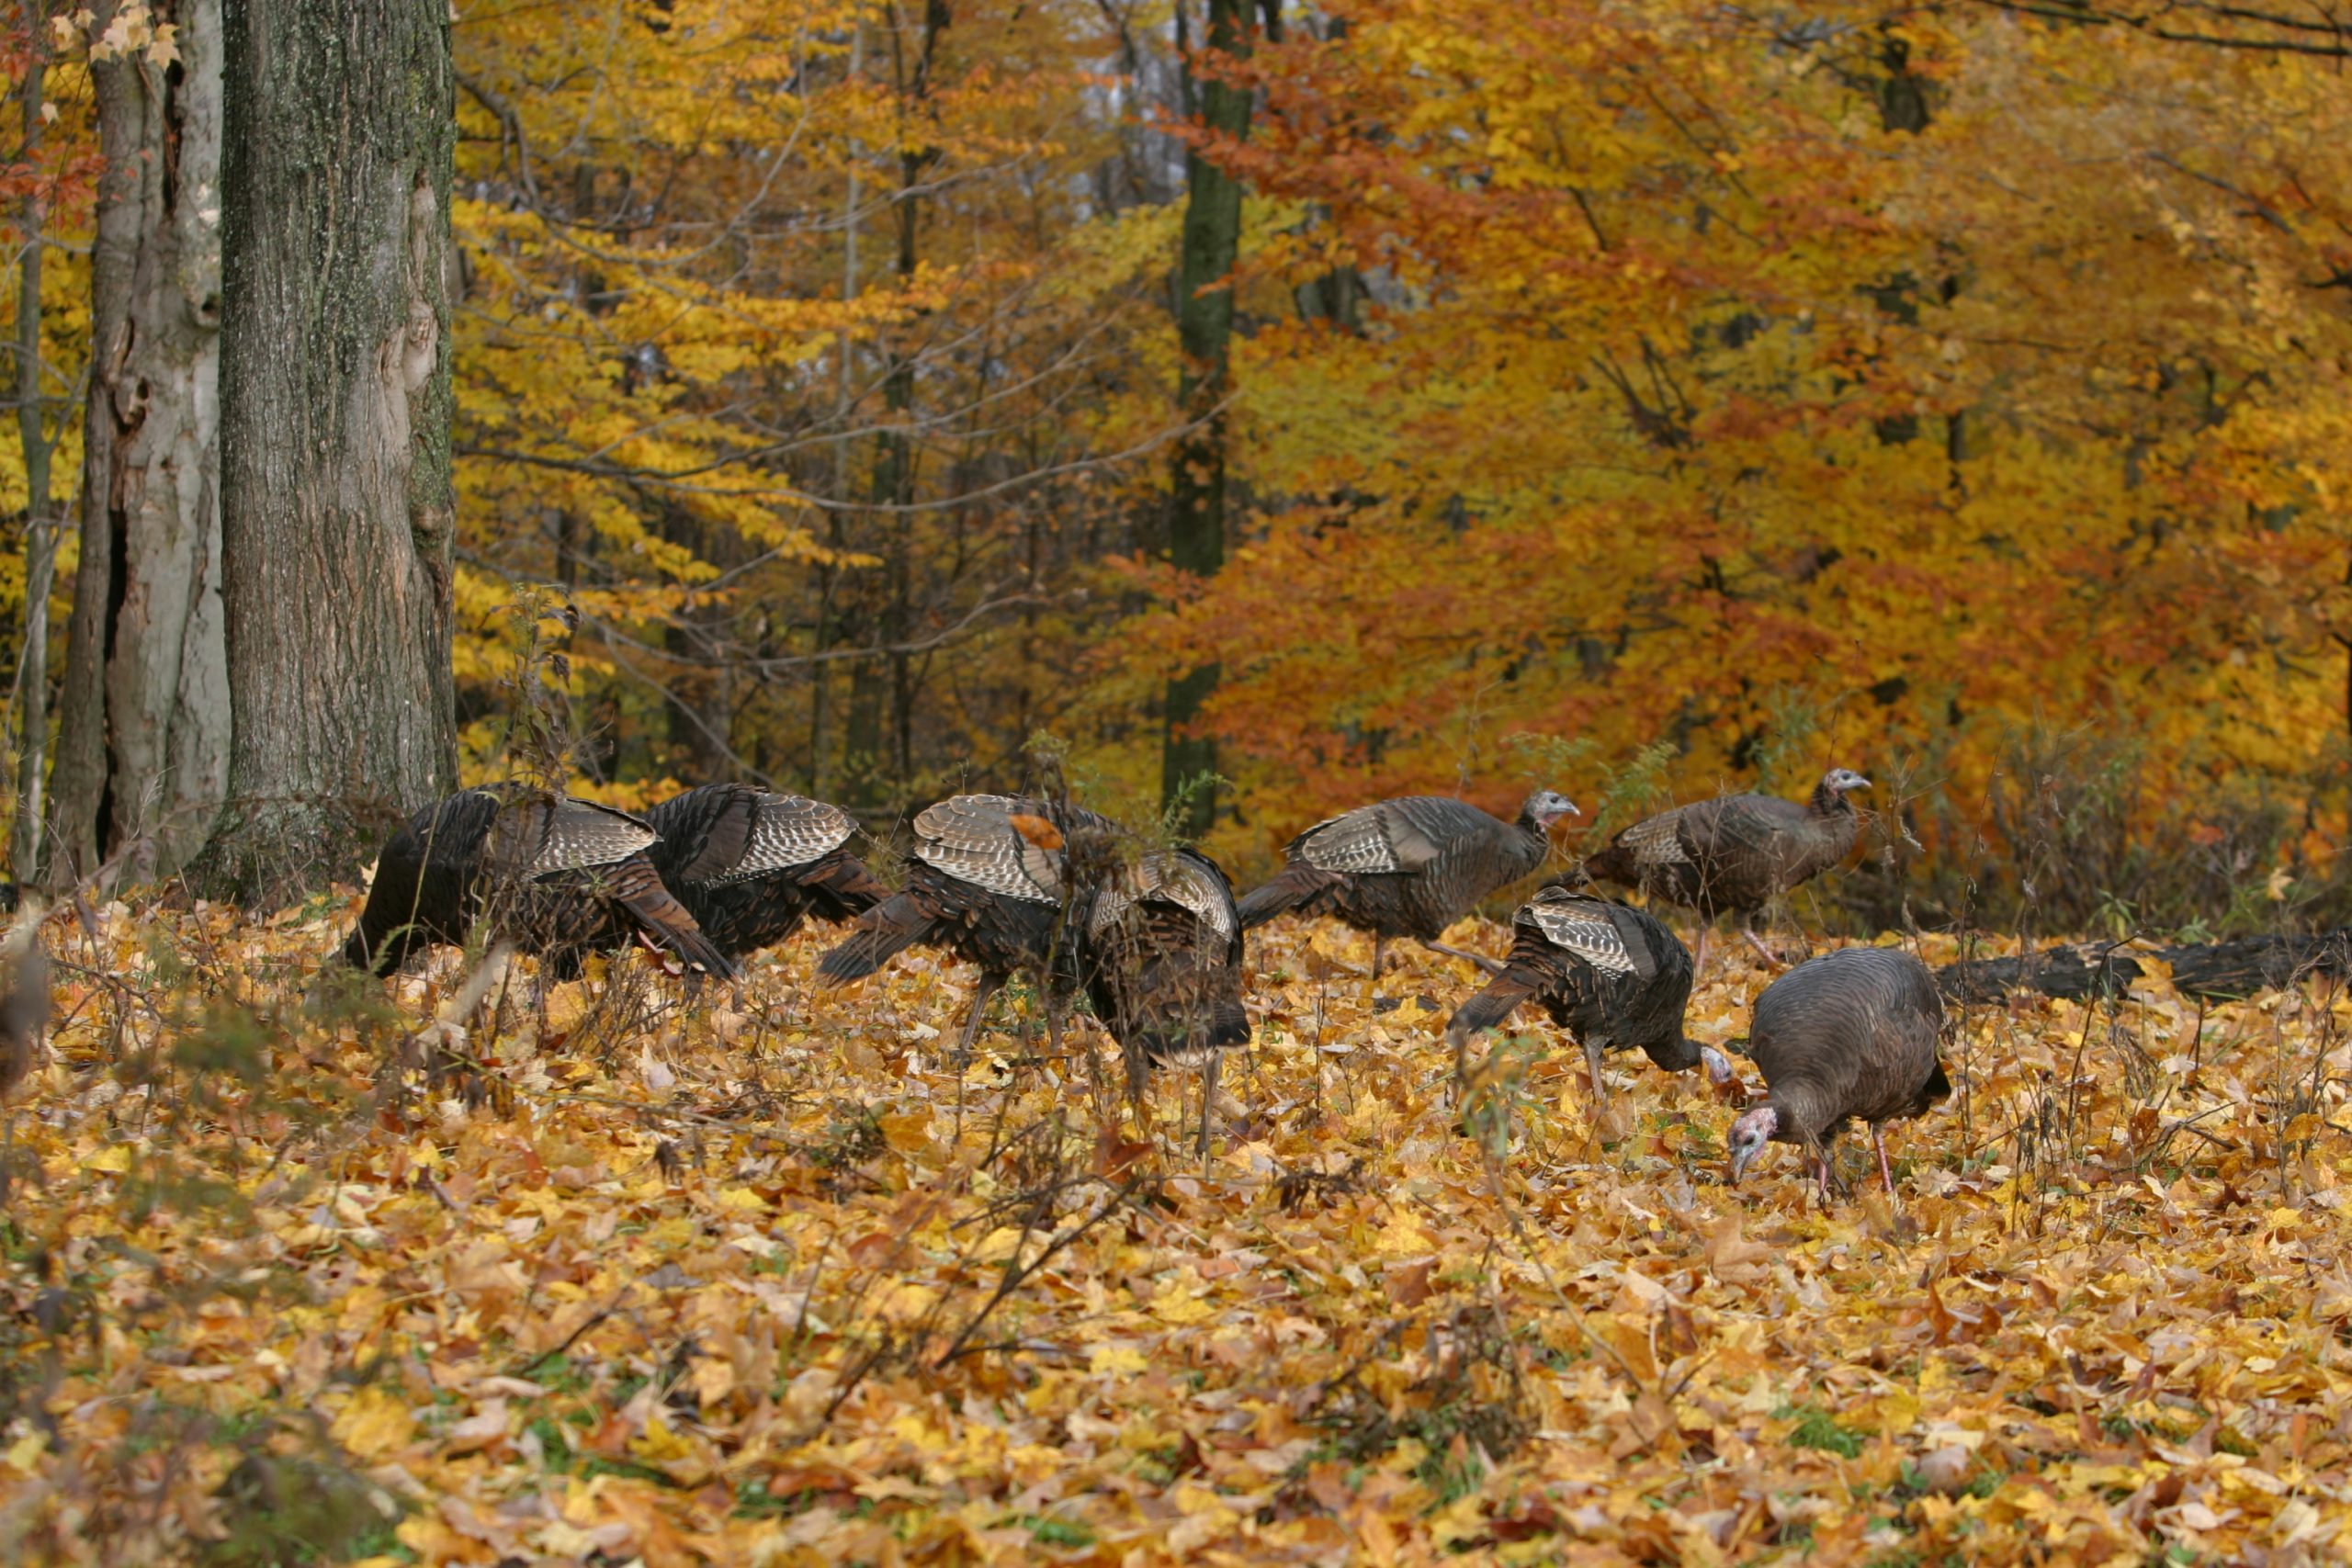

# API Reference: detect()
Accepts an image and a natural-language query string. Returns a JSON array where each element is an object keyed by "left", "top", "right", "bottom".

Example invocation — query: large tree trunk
[
  {"left": 1160, "top": 0, "right": 1261, "bottom": 837},
  {"left": 199, "top": 0, "right": 458, "bottom": 903},
  {"left": 49, "top": 0, "right": 231, "bottom": 891}
]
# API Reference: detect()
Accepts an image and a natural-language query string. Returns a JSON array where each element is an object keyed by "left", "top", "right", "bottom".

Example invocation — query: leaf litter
[{"left": 1, "top": 897, "right": 2349, "bottom": 1565}]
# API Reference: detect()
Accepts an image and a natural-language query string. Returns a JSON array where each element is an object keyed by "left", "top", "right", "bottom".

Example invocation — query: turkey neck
[
  {"left": 1762, "top": 1080, "right": 1843, "bottom": 1146},
  {"left": 1806, "top": 780, "right": 1857, "bottom": 820},
  {"left": 1506, "top": 805, "right": 1555, "bottom": 872},
  {"left": 1647, "top": 1030, "right": 1708, "bottom": 1072}
]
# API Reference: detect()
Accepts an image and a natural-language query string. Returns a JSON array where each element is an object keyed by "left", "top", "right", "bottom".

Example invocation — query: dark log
[{"left": 1938, "top": 931, "right": 2352, "bottom": 1004}]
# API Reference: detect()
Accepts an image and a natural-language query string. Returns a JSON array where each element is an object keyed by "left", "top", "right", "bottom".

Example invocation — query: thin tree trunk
[
  {"left": 1161, "top": 0, "right": 1260, "bottom": 837},
  {"left": 50, "top": 0, "right": 231, "bottom": 890},
  {"left": 843, "top": 0, "right": 946, "bottom": 810},
  {"left": 9, "top": 0, "right": 55, "bottom": 883},
  {"left": 200, "top": 0, "right": 457, "bottom": 902},
  {"left": 809, "top": 23, "right": 863, "bottom": 802}
]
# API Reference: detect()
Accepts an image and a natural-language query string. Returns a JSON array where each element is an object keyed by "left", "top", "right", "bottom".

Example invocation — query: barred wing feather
[{"left": 913, "top": 795, "right": 1065, "bottom": 904}]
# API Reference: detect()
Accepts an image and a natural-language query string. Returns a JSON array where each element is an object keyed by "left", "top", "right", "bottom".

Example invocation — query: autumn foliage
[
  {"left": 3, "top": 1, "right": 2349, "bottom": 914},
  {"left": 4, "top": 4, "right": 2352, "bottom": 1561}
]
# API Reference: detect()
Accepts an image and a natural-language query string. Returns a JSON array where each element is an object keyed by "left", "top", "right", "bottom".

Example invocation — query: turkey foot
[{"left": 1420, "top": 939, "right": 1505, "bottom": 976}]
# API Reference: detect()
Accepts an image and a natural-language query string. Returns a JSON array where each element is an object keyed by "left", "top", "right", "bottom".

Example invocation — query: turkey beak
[{"left": 1729, "top": 1141, "right": 1757, "bottom": 1185}]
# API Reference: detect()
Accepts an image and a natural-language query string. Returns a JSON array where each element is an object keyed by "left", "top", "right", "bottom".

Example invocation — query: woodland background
[
  {"left": 4, "top": 0, "right": 2352, "bottom": 926},
  {"left": 7, "top": 8, "right": 2352, "bottom": 1567}
]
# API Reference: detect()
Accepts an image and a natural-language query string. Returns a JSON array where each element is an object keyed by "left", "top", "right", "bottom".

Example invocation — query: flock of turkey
[{"left": 341, "top": 769, "right": 1943, "bottom": 1193}]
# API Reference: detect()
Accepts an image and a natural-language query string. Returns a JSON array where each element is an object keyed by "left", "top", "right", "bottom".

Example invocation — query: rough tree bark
[
  {"left": 199, "top": 0, "right": 458, "bottom": 903},
  {"left": 1160, "top": 0, "right": 1262, "bottom": 837},
  {"left": 7, "top": 0, "right": 62, "bottom": 884},
  {"left": 50, "top": 0, "right": 230, "bottom": 890}
]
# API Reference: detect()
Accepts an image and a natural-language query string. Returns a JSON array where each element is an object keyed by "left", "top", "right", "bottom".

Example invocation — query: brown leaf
[
  {"left": 1008, "top": 813, "right": 1063, "bottom": 852},
  {"left": 1704, "top": 1217, "right": 1773, "bottom": 1284}
]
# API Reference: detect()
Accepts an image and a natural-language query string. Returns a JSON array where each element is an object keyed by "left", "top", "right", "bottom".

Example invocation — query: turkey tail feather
[
  {"left": 816, "top": 892, "right": 934, "bottom": 982},
  {"left": 607, "top": 861, "right": 741, "bottom": 980},
  {"left": 1235, "top": 864, "right": 1343, "bottom": 930},
  {"left": 801, "top": 851, "right": 889, "bottom": 922},
  {"left": 1446, "top": 972, "right": 1540, "bottom": 1042}
]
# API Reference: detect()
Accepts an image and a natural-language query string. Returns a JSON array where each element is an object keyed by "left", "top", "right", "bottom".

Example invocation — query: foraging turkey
[
  {"left": 1727, "top": 945, "right": 1950, "bottom": 1201},
  {"left": 642, "top": 784, "right": 887, "bottom": 960},
  {"left": 816, "top": 794, "right": 1119, "bottom": 1055},
  {"left": 1575, "top": 768, "right": 1869, "bottom": 969},
  {"left": 340, "top": 784, "right": 738, "bottom": 982},
  {"left": 1236, "top": 790, "right": 1579, "bottom": 977},
  {"left": 1446, "top": 888, "right": 1731, "bottom": 1115},
  {"left": 1086, "top": 849, "right": 1251, "bottom": 1152}
]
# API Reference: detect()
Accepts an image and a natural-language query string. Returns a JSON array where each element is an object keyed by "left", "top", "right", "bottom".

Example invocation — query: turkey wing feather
[
  {"left": 1523, "top": 893, "right": 1641, "bottom": 976},
  {"left": 913, "top": 795, "right": 1064, "bottom": 904}
]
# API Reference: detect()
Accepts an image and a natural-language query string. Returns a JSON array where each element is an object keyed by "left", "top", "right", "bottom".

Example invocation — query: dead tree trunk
[
  {"left": 1938, "top": 933, "right": 2352, "bottom": 1004},
  {"left": 50, "top": 0, "right": 231, "bottom": 890},
  {"left": 198, "top": 0, "right": 458, "bottom": 903}
]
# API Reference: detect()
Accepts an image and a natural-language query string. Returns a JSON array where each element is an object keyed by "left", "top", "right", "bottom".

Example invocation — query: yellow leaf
[{"left": 332, "top": 1386, "right": 414, "bottom": 1461}]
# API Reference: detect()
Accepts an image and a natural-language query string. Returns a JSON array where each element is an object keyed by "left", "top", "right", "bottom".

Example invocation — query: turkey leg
[
  {"left": 1195, "top": 1053, "right": 1221, "bottom": 1157},
  {"left": 1691, "top": 927, "right": 1712, "bottom": 980},
  {"left": 951, "top": 969, "right": 1005, "bottom": 1065},
  {"left": 1370, "top": 934, "right": 1385, "bottom": 981},
  {"left": 1871, "top": 1123, "right": 1896, "bottom": 1197},
  {"left": 1420, "top": 939, "right": 1506, "bottom": 977},
  {"left": 1741, "top": 922, "right": 1782, "bottom": 968},
  {"left": 1581, "top": 1035, "right": 1611, "bottom": 1117}
]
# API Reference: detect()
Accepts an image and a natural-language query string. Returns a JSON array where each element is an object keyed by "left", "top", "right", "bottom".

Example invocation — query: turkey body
[
  {"left": 1447, "top": 888, "right": 1729, "bottom": 1112},
  {"left": 1576, "top": 768, "right": 1868, "bottom": 966},
  {"left": 1236, "top": 790, "right": 1577, "bottom": 976},
  {"left": 1728, "top": 944, "right": 1949, "bottom": 1199},
  {"left": 816, "top": 794, "right": 1117, "bottom": 1053},
  {"left": 340, "top": 784, "right": 738, "bottom": 982},
  {"left": 1087, "top": 849, "right": 1251, "bottom": 1148},
  {"left": 642, "top": 784, "right": 886, "bottom": 960}
]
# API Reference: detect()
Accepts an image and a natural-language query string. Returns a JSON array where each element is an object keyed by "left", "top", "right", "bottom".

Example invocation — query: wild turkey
[
  {"left": 340, "top": 783, "right": 738, "bottom": 982},
  {"left": 1575, "top": 768, "right": 1869, "bottom": 970},
  {"left": 1236, "top": 790, "right": 1579, "bottom": 977},
  {"left": 816, "top": 794, "right": 1118, "bottom": 1055},
  {"left": 1727, "top": 945, "right": 1950, "bottom": 1201},
  {"left": 641, "top": 784, "right": 887, "bottom": 960},
  {"left": 1446, "top": 888, "right": 1730, "bottom": 1117},
  {"left": 1086, "top": 849, "right": 1251, "bottom": 1153}
]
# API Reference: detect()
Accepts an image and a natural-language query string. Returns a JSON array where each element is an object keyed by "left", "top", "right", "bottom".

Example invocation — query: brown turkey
[
  {"left": 340, "top": 784, "right": 738, "bottom": 983},
  {"left": 642, "top": 784, "right": 887, "bottom": 961},
  {"left": 1727, "top": 944, "right": 1950, "bottom": 1201},
  {"left": 1575, "top": 768, "right": 1868, "bottom": 970},
  {"left": 1086, "top": 848, "right": 1251, "bottom": 1153},
  {"left": 816, "top": 794, "right": 1118, "bottom": 1056},
  {"left": 1446, "top": 888, "right": 1731, "bottom": 1119},
  {"left": 1236, "top": 790, "right": 1578, "bottom": 978}
]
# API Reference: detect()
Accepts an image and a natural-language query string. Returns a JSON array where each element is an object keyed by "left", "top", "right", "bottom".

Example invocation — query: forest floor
[{"left": 0, "top": 897, "right": 2348, "bottom": 1566}]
